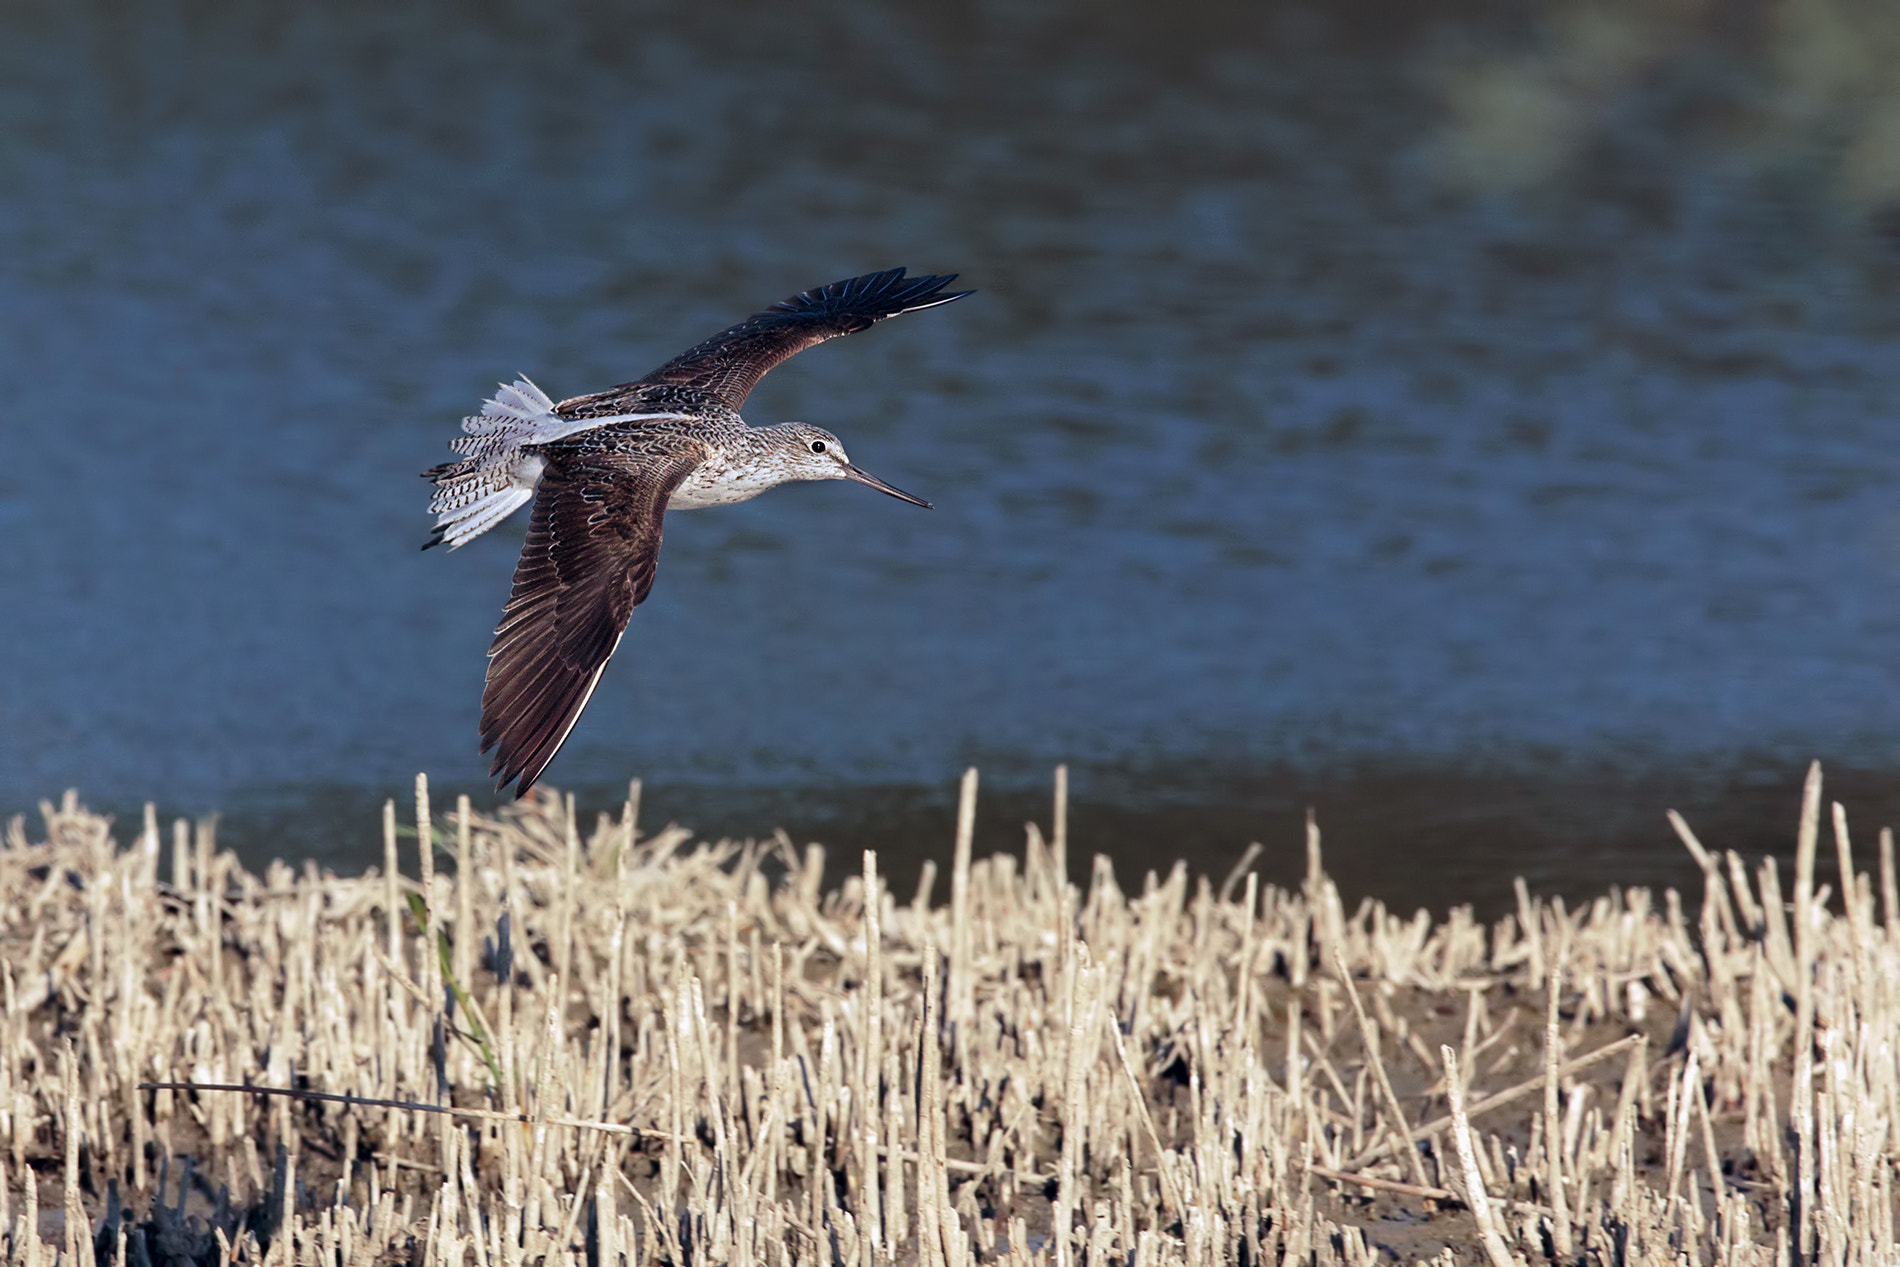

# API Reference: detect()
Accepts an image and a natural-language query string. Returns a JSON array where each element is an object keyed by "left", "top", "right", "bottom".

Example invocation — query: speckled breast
[{"left": 669, "top": 453, "right": 787, "bottom": 509}]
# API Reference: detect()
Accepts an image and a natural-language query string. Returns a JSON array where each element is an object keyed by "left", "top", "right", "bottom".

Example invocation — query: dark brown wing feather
[
  {"left": 638, "top": 267, "right": 973, "bottom": 408},
  {"left": 480, "top": 448, "right": 699, "bottom": 797}
]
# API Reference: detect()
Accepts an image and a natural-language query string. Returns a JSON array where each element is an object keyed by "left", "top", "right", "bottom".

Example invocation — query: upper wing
[
  {"left": 479, "top": 447, "right": 699, "bottom": 798},
  {"left": 637, "top": 267, "right": 973, "bottom": 408}
]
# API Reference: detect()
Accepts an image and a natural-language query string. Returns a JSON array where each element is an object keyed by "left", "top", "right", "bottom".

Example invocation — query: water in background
[{"left": 4, "top": 0, "right": 1899, "bottom": 915}]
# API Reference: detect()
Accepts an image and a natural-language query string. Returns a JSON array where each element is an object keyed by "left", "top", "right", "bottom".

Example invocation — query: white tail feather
[
  {"left": 425, "top": 377, "right": 688, "bottom": 548},
  {"left": 433, "top": 486, "right": 537, "bottom": 550}
]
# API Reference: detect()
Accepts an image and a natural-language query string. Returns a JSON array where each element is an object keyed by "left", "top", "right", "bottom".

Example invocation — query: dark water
[{"left": 5, "top": 0, "right": 1899, "bottom": 916}]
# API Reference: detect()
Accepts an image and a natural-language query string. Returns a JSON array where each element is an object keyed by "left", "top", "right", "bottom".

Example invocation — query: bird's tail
[
  {"left": 424, "top": 377, "right": 692, "bottom": 550},
  {"left": 422, "top": 377, "right": 568, "bottom": 550}
]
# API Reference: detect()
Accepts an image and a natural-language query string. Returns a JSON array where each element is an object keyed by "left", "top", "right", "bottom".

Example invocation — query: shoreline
[{"left": 63, "top": 752, "right": 1900, "bottom": 928}]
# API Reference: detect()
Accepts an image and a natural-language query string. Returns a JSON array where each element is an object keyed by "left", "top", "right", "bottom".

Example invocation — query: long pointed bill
[{"left": 843, "top": 463, "right": 932, "bottom": 508}]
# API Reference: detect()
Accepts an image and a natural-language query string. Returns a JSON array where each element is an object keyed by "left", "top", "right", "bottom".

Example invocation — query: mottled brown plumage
[{"left": 425, "top": 268, "right": 971, "bottom": 796}]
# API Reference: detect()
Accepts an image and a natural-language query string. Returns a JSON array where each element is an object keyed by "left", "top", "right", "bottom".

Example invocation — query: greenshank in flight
[{"left": 425, "top": 268, "right": 972, "bottom": 796}]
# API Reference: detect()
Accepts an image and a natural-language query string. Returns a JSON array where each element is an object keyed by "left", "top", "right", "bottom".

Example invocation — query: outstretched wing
[
  {"left": 638, "top": 267, "right": 973, "bottom": 408},
  {"left": 480, "top": 447, "right": 700, "bottom": 798}
]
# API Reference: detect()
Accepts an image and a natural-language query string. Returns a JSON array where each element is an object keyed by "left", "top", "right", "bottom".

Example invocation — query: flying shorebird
[{"left": 424, "top": 267, "right": 972, "bottom": 797}]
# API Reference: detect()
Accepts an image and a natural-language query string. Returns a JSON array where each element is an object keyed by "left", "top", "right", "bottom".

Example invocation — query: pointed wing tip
[
  {"left": 480, "top": 696, "right": 590, "bottom": 804},
  {"left": 890, "top": 271, "right": 975, "bottom": 313},
  {"left": 483, "top": 744, "right": 543, "bottom": 800},
  {"left": 780, "top": 267, "right": 977, "bottom": 316}
]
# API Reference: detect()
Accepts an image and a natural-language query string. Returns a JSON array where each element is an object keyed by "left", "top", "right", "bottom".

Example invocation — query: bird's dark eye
[{"left": 810, "top": 440, "right": 827, "bottom": 454}]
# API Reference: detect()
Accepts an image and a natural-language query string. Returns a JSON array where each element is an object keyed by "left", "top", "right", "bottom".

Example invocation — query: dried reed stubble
[{"left": 4, "top": 770, "right": 1900, "bottom": 1264}]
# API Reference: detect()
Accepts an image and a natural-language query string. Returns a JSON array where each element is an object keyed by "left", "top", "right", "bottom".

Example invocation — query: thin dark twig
[{"left": 138, "top": 1081, "right": 682, "bottom": 1142}]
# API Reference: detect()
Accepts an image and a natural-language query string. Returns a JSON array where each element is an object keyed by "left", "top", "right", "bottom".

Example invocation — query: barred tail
[
  {"left": 421, "top": 377, "right": 566, "bottom": 550},
  {"left": 422, "top": 466, "right": 542, "bottom": 550},
  {"left": 423, "top": 377, "right": 692, "bottom": 550}
]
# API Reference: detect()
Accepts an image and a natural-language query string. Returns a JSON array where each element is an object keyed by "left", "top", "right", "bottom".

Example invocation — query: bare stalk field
[{"left": 0, "top": 764, "right": 1892, "bottom": 1264}]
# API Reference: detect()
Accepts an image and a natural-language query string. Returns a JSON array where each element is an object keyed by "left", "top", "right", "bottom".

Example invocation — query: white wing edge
[{"left": 459, "top": 376, "right": 691, "bottom": 446}]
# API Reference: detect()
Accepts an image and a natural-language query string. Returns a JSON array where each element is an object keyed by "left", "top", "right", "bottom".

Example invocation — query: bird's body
[{"left": 424, "top": 267, "right": 971, "bottom": 797}]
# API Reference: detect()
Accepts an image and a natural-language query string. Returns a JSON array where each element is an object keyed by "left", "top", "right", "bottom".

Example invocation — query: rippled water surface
[{"left": 5, "top": 0, "right": 1898, "bottom": 913}]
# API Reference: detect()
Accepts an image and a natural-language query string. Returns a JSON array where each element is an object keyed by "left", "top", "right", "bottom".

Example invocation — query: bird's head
[{"left": 775, "top": 423, "right": 932, "bottom": 508}]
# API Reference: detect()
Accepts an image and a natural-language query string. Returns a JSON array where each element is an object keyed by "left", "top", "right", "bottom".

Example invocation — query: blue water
[{"left": 4, "top": 0, "right": 1898, "bottom": 911}]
